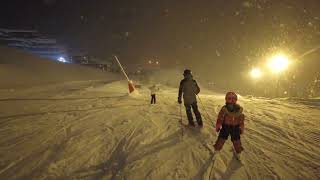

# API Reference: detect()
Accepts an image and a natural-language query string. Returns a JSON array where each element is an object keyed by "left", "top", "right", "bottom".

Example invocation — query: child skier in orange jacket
[{"left": 214, "top": 92, "right": 245, "bottom": 160}]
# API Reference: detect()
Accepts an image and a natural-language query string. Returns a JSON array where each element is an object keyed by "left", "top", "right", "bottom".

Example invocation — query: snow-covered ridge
[{"left": 0, "top": 46, "right": 119, "bottom": 89}]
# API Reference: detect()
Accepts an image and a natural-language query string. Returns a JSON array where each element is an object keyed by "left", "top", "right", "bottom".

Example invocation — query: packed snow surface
[
  {"left": 0, "top": 46, "right": 319, "bottom": 179},
  {"left": 0, "top": 80, "right": 319, "bottom": 180}
]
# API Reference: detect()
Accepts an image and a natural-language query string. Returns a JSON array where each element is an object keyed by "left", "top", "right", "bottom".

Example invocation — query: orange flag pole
[{"left": 114, "top": 55, "right": 135, "bottom": 93}]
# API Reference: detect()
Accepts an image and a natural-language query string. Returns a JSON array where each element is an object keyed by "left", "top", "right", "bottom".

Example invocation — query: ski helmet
[
  {"left": 225, "top": 91, "right": 237, "bottom": 104},
  {"left": 183, "top": 69, "right": 192, "bottom": 76}
]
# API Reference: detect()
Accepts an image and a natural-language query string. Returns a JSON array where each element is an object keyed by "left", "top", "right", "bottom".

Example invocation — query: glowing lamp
[
  {"left": 268, "top": 54, "right": 290, "bottom": 73},
  {"left": 58, "top": 57, "right": 66, "bottom": 63},
  {"left": 250, "top": 68, "right": 262, "bottom": 79}
]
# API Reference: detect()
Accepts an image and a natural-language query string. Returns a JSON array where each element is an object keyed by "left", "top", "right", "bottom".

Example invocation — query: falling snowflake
[
  {"left": 163, "top": 9, "right": 169, "bottom": 17},
  {"left": 242, "top": 1, "right": 252, "bottom": 8},
  {"left": 257, "top": 4, "right": 262, "bottom": 9},
  {"left": 216, "top": 50, "right": 221, "bottom": 57}
]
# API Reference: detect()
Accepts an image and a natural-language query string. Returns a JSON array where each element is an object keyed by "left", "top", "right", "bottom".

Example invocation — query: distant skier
[
  {"left": 178, "top": 69, "right": 203, "bottom": 127},
  {"left": 149, "top": 84, "right": 159, "bottom": 104},
  {"left": 213, "top": 92, "right": 245, "bottom": 160}
]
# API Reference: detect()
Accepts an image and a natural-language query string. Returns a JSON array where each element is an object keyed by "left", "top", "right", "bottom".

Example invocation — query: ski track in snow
[{"left": 0, "top": 80, "right": 319, "bottom": 180}]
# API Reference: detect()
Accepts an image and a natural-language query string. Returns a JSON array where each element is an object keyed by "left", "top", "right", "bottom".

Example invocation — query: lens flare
[
  {"left": 58, "top": 57, "right": 66, "bottom": 63},
  {"left": 250, "top": 68, "right": 262, "bottom": 79},
  {"left": 268, "top": 54, "right": 290, "bottom": 73}
]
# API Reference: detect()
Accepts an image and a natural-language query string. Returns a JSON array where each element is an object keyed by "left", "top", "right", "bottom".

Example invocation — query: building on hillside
[
  {"left": 0, "top": 28, "right": 68, "bottom": 62},
  {"left": 70, "top": 53, "right": 114, "bottom": 72}
]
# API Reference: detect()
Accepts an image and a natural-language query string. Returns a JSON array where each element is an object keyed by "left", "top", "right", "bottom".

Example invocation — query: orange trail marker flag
[{"left": 114, "top": 55, "right": 135, "bottom": 93}]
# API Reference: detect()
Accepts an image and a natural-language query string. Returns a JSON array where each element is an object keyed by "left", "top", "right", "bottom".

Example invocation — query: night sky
[{"left": 1, "top": 0, "right": 320, "bottom": 84}]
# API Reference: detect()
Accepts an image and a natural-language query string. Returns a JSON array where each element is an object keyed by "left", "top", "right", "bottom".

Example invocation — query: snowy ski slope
[{"left": 0, "top": 80, "right": 319, "bottom": 180}]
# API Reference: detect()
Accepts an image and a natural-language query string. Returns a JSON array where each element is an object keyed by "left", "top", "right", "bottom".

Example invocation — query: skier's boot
[
  {"left": 234, "top": 152, "right": 242, "bottom": 161},
  {"left": 232, "top": 140, "right": 243, "bottom": 161},
  {"left": 197, "top": 119, "right": 203, "bottom": 128},
  {"left": 210, "top": 150, "right": 220, "bottom": 160},
  {"left": 188, "top": 122, "right": 196, "bottom": 127}
]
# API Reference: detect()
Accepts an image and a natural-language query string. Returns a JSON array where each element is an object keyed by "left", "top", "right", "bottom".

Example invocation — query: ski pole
[
  {"left": 209, "top": 158, "right": 215, "bottom": 180},
  {"left": 197, "top": 95, "right": 220, "bottom": 137},
  {"left": 179, "top": 104, "right": 184, "bottom": 137},
  {"left": 197, "top": 95, "right": 215, "bottom": 127}
]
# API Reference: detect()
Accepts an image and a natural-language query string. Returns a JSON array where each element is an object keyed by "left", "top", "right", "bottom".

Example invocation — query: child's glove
[{"left": 216, "top": 123, "right": 222, "bottom": 132}]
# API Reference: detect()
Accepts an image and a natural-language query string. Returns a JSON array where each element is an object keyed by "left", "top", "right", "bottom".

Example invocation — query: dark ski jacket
[{"left": 178, "top": 74, "right": 200, "bottom": 105}]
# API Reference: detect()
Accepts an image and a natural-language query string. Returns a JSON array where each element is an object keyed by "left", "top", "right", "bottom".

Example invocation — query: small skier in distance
[
  {"left": 178, "top": 69, "right": 203, "bottom": 127},
  {"left": 149, "top": 84, "right": 159, "bottom": 104},
  {"left": 213, "top": 92, "right": 245, "bottom": 160}
]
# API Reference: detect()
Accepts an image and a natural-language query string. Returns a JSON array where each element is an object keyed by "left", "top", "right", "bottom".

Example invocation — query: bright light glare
[
  {"left": 250, "top": 68, "right": 262, "bottom": 79},
  {"left": 58, "top": 57, "right": 66, "bottom": 63},
  {"left": 268, "top": 54, "right": 290, "bottom": 73}
]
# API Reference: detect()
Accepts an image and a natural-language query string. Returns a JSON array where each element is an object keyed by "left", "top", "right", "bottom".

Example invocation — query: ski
[
  {"left": 231, "top": 147, "right": 244, "bottom": 165},
  {"left": 201, "top": 142, "right": 219, "bottom": 180}
]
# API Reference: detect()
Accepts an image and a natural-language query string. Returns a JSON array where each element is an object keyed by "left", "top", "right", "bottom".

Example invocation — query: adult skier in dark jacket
[{"left": 178, "top": 69, "right": 203, "bottom": 127}]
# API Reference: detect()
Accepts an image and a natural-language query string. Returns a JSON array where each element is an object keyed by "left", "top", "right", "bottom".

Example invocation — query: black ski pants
[
  {"left": 184, "top": 102, "right": 203, "bottom": 126},
  {"left": 151, "top": 94, "right": 156, "bottom": 104}
]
